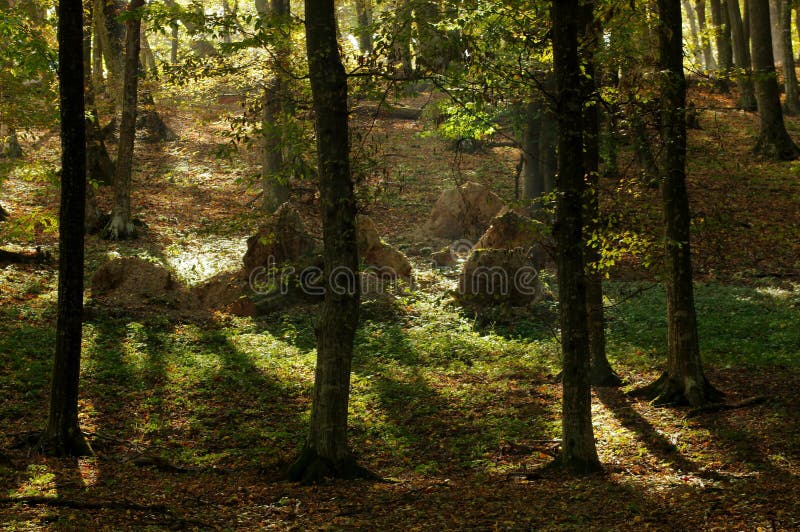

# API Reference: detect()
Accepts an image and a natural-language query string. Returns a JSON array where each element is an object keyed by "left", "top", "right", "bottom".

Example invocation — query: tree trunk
[
  {"left": 37, "top": 0, "right": 92, "bottom": 457},
  {"left": 683, "top": 0, "right": 706, "bottom": 66},
  {"left": 106, "top": 0, "right": 145, "bottom": 240},
  {"left": 551, "top": 0, "right": 601, "bottom": 475},
  {"left": 634, "top": 0, "right": 723, "bottom": 408},
  {"left": 287, "top": 0, "right": 374, "bottom": 484},
  {"left": 261, "top": 0, "right": 291, "bottom": 213},
  {"left": 744, "top": 0, "right": 751, "bottom": 43},
  {"left": 521, "top": 97, "right": 543, "bottom": 203},
  {"left": 390, "top": 0, "right": 413, "bottom": 79},
  {"left": 779, "top": 0, "right": 800, "bottom": 114},
  {"left": 580, "top": 1, "right": 621, "bottom": 388},
  {"left": 694, "top": 1, "right": 718, "bottom": 69},
  {"left": 769, "top": 0, "right": 785, "bottom": 64},
  {"left": 539, "top": 71, "right": 557, "bottom": 197},
  {"left": 710, "top": 0, "right": 734, "bottom": 72},
  {"left": 749, "top": 0, "right": 800, "bottom": 159},
  {"left": 354, "top": 0, "right": 372, "bottom": 55},
  {"left": 728, "top": 0, "right": 758, "bottom": 109},
  {"left": 0, "top": 124, "right": 22, "bottom": 158}
]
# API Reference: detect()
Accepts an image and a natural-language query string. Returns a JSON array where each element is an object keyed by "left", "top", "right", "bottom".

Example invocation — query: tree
[
  {"left": 106, "top": 0, "right": 145, "bottom": 240},
  {"left": 287, "top": 0, "right": 374, "bottom": 483},
  {"left": 36, "top": 0, "right": 92, "bottom": 457},
  {"left": 634, "top": 0, "right": 722, "bottom": 407},
  {"left": 777, "top": 0, "right": 800, "bottom": 115},
  {"left": 694, "top": 1, "right": 718, "bottom": 70},
  {"left": 728, "top": 0, "right": 757, "bottom": 110},
  {"left": 749, "top": 0, "right": 799, "bottom": 159},
  {"left": 710, "top": 0, "right": 733, "bottom": 74},
  {"left": 551, "top": 0, "right": 601, "bottom": 474},
  {"left": 580, "top": 0, "right": 621, "bottom": 388},
  {"left": 260, "top": 0, "right": 292, "bottom": 213},
  {"left": 354, "top": 0, "right": 373, "bottom": 55}
]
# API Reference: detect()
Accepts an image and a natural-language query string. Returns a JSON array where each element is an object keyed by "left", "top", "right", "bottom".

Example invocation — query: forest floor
[{"left": 1, "top": 83, "right": 800, "bottom": 530}]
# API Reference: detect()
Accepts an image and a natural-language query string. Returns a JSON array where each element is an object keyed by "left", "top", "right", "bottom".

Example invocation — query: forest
[{"left": 1, "top": 0, "right": 799, "bottom": 528}]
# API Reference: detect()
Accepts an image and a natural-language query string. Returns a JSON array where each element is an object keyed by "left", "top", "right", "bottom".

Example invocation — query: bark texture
[
  {"left": 287, "top": 0, "right": 373, "bottom": 484},
  {"left": 728, "top": 0, "right": 758, "bottom": 110},
  {"left": 749, "top": 0, "right": 800, "bottom": 159},
  {"left": 634, "top": 0, "right": 723, "bottom": 408},
  {"left": 37, "top": 0, "right": 92, "bottom": 457},
  {"left": 552, "top": 0, "right": 602, "bottom": 474},
  {"left": 778, "top": 0, "right": 800, "bottom": 114},
  {"left": 106, "top": 0, "right": 145, "bottom": 239}
]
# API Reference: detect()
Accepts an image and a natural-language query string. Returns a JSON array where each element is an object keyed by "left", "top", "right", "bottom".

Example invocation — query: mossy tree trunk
[
  {"left": 37, "top": 0, "right": 92, "bottom": 457},
  {"left": 287, "top": 0, "right": 374, "bottom": 484},
  {"left": 552, "top": 0, "right": 602, "bottom": 475}
]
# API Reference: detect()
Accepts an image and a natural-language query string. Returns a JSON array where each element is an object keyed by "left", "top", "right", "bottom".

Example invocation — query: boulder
[
  {"left": 91, "top": 257, "right": 196, "bottom": 310},
  {"left": 473, "top": 209, "right": 550, "bottom": 269},
  {"left": 457, "top": 248, "right": 544, "bottom": 309},
  {"left": 243, "top": 203, "right": 317, "bottom": 273},
  {"left": 356, "top": 215, "right": 413, "bottom": 278},
  {"left": 426, "top": 181, "right": 505, "bottom": 240}
]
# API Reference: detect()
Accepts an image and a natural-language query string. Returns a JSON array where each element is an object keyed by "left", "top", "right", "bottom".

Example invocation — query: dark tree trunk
[
  {"left": 728, "top": 0, "right": 758, "bottom": 109},
  {"left": 521, "top": 97, "right": 543, "bottom": 203},
  {"left": 106, "top": 0, "right": 145, "bottom": 239},
  {"left": 779, "top": 0, "right": 800, "bottom": 114},
  {"left": 580, "top": 1, "right": 621, "bottom": 388},
  {"left": 551, "top": 0, "right": 601, "bottom": 475},
  {"left": 695, "top": 1, "right": 718, "bottom": 69},
  {"left": 634, "top": 0, "right": 723, "bottom": 408},
  {"left": 539, "top": 71, "right": 557, "bottom": 197},
  {"left": 287, "top": 0, "right": 374, "bottom": 484},
  {"left": 37, "top": 0, "right": 92, "bottom": 457},
  {"left": 749, "top": 0, "right": 800, "bottom": 159}
]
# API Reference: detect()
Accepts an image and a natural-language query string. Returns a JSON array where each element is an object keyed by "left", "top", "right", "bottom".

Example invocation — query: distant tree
[
  {"left": 710, "top": 0, "right": 733, "bottom": 73},
  {"left": 749, "top": 0, "right": 799, "bottom": 159},
  {"left": 287, "top": 0, "right": 374, "bottom": 483},
  {"left": 634, "top": 0, "right": 722, "bottom": 407},
  {"left": 552, "top": 0, "right": 601, "bottom": 474},
  {"left": 354, "top": 0, "right": 373, "bottom": 55},
  {"left": 37, "top": 0, "right": 92, "bottom": 457},
  {"left": 106, "top": 0, "right": 145, "bottom": 240},
  {"left": 777, "top": 0, "right": 800, "bottom": 115},
  {"left": 727, "top": 0, "right": 757, "bottom": 110},
  {"left": 694, "top": 1, "right": 718, "bottom": 70}
]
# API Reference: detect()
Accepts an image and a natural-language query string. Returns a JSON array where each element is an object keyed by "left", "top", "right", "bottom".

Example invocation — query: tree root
[
  {"left": 34, "top": 430, "right": 93, "bottom": 458},
  {"left": 629, "top": 372, "right": 724, "bottom": 407},
  {"left": 591, "top": 364, "right": 624, "bottom": 387},
  {"left": 286, "top": 448, "right": 381, "bottom": 485},
  {"left": 685, "top": 395, "right": 768, "bottom": 418}
]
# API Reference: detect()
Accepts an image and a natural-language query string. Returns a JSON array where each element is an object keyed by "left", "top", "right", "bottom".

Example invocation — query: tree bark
[
  {"left": 580, "top": 1, "right": 621, "bottom": 388},
  {"left": 354, "top": 0, "right": 372, "bottom": 55},
  {"left": 710, "top": 0, "right": 734, "bottom": 72},
  {"left": 749, "top": 0, "right": 800, "bottom": 159},
  {"left": 106, "top": 0, "right": 145, "bottom": 239},
  {"left": 37, "top": 0, "right": 92, "bottom": 457},
  {"left": 683, "top": 0, "right": 706, "bottom": 66},
  {"left": 551, "top": 0, "right": 601, "bottom": 475},
  {"left": 0, "top": 124, "right": 22, "bottom": 158},
  {"left": 634, "top": 0, "right": 723, "bottom": 408},
  {"left": 779, "top": 0, "right": 800, "bottom": 114},
  {"left": 694, "top": 1, "right": 718, "bottom": 69},
  {"left": 287, "top": 0, "right": 374, "bottom": 484},
  {"left": 728, "top": 0, "right": 758, "bottom": 109},
  {"left": 521, "top": 96, "right": 543, "bottom": 204},
  {"left": 769, "top": 0, "right": 785, "bottom": 64},
  {"left": 261, "top": 0, "right": 291, "bottom": 213}
]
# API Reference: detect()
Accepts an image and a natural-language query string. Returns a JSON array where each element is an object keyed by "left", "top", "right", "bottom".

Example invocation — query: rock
[
  {"left": 457, "top": 248, "right": 544, "bottom": 309},
  {"left": 243, "top": 202, "right": 317, "bottom": 273},
  {"left": 356, "top": 215, "right": 413, "bottom": 278},
  {"left": 91, "top": 257, "right": 196, "bottom": 310},
  {"left": 426, "top": 181, "right": 505, "bottom": 240},
  {"left": 473, "top": 209, "right": 550, "bottom": 269},
  {"left": 431, "top": 246, "right": 456, "bottom": 267}
]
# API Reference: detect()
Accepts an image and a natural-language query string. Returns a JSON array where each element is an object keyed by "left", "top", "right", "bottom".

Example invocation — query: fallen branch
[
  {"left": 0, "top": 247, "right": 51, "bottom": 265},
  {"left": 685, "top": 396, "right": 769, "bottom": 418}
]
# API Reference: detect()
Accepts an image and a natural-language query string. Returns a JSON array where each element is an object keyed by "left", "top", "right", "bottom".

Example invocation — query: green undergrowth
[{"left": 1, "top": 261, "right": 798, "bottom": 477}]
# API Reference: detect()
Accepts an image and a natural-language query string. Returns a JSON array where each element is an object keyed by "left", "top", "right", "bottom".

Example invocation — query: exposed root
[
  {"left": 591, "top": 363, "right": 624, "bottom": 388},
  {"left": 630, "top": 372, "right": 724, "bottom": 407},
  {"left": 287, "top": 448, "right": 381, "bottom": 485},
  {"left": 34, "top": 430, "right": 93, "bottom": 458}
]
